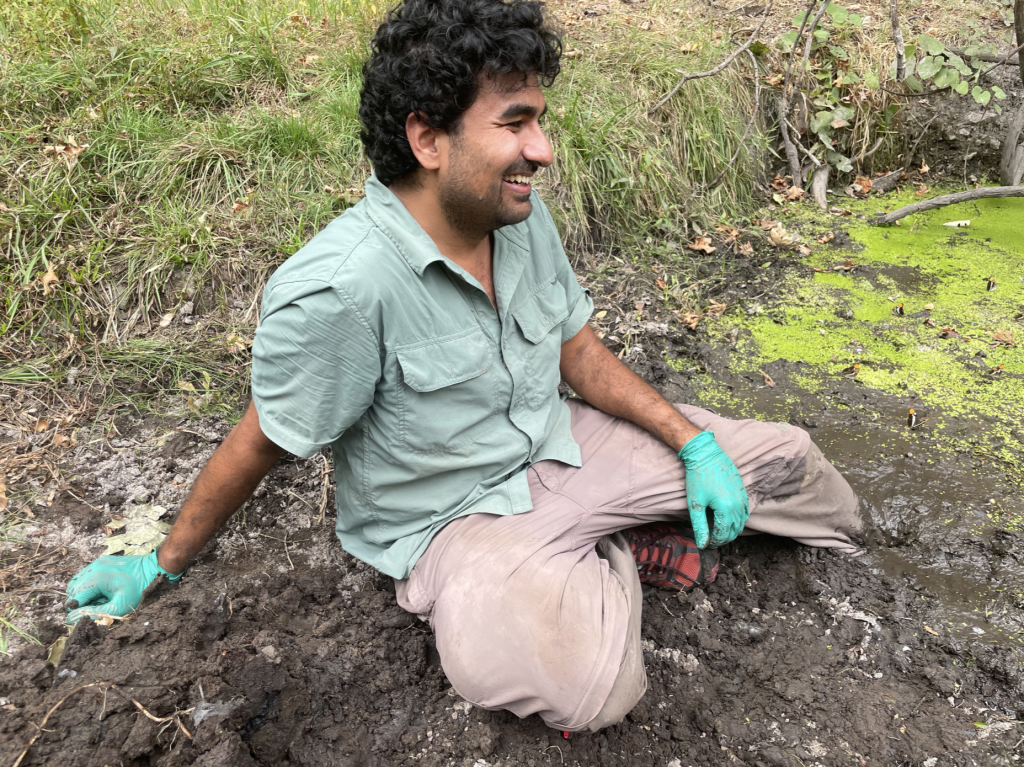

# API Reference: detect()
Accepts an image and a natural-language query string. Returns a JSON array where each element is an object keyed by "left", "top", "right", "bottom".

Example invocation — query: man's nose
[{"left": 523, "top": 123, "right": 554, "bottom": 168}]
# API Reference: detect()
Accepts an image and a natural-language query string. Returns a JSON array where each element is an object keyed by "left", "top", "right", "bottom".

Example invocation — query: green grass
[
  {"left": 0, "top": 605, "right": 41, "bottom": 655},
  {"left": 0, "top": 0, "right": 764, "bottom": 408}
]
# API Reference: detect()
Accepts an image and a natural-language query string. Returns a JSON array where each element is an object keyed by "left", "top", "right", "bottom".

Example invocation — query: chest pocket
[
  {"left": 395, "top": 330, "right": 493, "bottom": 456},
  {"left": 511, "top": 276, "right": 569, "bottom": 407}
]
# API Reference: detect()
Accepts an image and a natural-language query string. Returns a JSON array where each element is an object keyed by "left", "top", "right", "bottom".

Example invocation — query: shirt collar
[{"left": 363, "top": 174, "right": 446, "bottom": 276}]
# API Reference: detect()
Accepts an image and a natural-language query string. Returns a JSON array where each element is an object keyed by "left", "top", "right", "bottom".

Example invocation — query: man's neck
[{"left": 389, "top": 177, "right": 491, "bottom": 271}]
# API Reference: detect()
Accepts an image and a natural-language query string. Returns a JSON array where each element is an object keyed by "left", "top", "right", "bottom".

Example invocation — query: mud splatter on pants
[{"left": 395, "top": 400, "right": 863, "bottom": 732}]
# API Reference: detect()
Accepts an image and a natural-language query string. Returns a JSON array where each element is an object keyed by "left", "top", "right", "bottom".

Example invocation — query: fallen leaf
[
  {"left": 0, "top": 480, "right": 7, "bottom": 512},
  {"left": 679, "top": 312, "right": 701, "bottom": 330},
  {"left": 87, "top": 106, "right": 99, "bottom": 120},
  {"left": 816, "top": 231, "right": 835, "bottom": 244},
  {"left": 923, "top": 303, "right": 934, "bottom": 310},
  {"left": 833, "top": 259, "right": 858, "bottom": 272},
  {"left": 297, "top": 54, "right": 322, "bottom": 64},
  {"left": 784, "top": 186, "right": 805, "bottom": 201},
  {"left": 763, "top": 73, "right": 783, "bottom": 86},
  {"left": 919, "top": 162, "right": 930, "bottom": 174},
  {"left": 756, "top": 218, "right": 777, "bottom": 230},
  {"left": 938, "top": 326, "right": 961, "bottom": 339},
  {"left": 831, "top": 117, "right": 849, "bottom": 129},
  {"left": 41, "top": 264, "right": 59, "bottom": 296},
  {"left": 158, "top": 311, "right": 175, "bottom": 328},
  {"left": 770, "top": 173, "right": 789, "bottom": 191},
  {"left": 797, "top": 243, "right": 812, "bottom": 256},
  {"left": 706, "top": 300, "right": 728, "bottom": 318},
  {"left": 655, "top": 278, "right": 666, "bottom": 290},
  {"left": 942, "top": 220, "right": 970, "bottom": 228},
  {"left": 758, "top": 369, "right": 775, "bottom": 387},
  {"left": 102, "top": 503, "right": 172, "bottom": 556},
  {"left": 853, "top": 176, "right": 872, "bottom": 193},
  {"left": 991, "top": 330, "right": 1016, "bottom": 346},
  {"left": 769, "top": 224, "right": 795, "bottom": 248},
  {"left": 230, "top": 198, "right": 250, "bottom": 215},
  {"left": 46, "top": 636, "right": 67, "bottom": 667},
  {"left": 678, "top": 41, "right": 698, "bottom": 53},
  {"left": 92, "top": 614, "right": 116, "bottom": 627},
  {"left": 634, "top": 300, "right": 645, "bottom": 311},
  {"left": 42, "top": 136, "right": 89, "bottom": 166},
  {"left": 915, "top": 184, "right": 930, "bottom": 196},
  {"left": 715, "top": 225, "right": 740, "bottom": 243},
  {"left": 924, "top": 625, "right": 939, "bottom": 636},
  {"left": 832, "top": 208, "right": 853, "bottom": 216},
  {"left": 687, "top": 235, "right": 716, "bottom": 254},
  {"left": 594, "top": 310, "right": 608, "bottom": 320},
  {"left": 738, "top": 242, "right": 754, "bottom": 256},
  {"left": 923, "top": 317, "right": 936, "bottom": 326},
  {"left": 226, "top": 332, "right": 251, "bottom": 353},
  {"left": 34, "top": 418, "right": 50, "bottom": 433}
]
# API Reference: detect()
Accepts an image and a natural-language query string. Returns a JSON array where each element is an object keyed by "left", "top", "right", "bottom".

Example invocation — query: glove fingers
[
  {"left": 688, "top": 502, "right": 710, "bottom": 549},
  {"left": 67, "top": 598, "right": 116, "bottom": 625},
  {"left": 65, "top": 582, "right": 106, "bottom": 611}
]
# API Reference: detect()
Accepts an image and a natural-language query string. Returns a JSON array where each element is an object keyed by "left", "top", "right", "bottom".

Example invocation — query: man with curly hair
[{"left": 66, "top": 0, "right": 863, "bottom": 733}]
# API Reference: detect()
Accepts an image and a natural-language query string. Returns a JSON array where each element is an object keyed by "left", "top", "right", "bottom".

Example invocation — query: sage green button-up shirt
[{"left": 251, "top": 176, "right": 593, "bottom": 579}]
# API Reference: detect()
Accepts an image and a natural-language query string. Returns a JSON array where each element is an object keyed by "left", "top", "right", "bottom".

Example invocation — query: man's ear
[{"left": 405, "top": 112, "right": 443, "bottom": 171}]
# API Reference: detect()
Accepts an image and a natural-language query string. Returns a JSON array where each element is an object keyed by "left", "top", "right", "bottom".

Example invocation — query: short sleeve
[
  {"left": 251, "top": 280, "right": 380, "bottom": 457},
  {"left": 530, "top": 193, "right": 593, "bottom": 343}
]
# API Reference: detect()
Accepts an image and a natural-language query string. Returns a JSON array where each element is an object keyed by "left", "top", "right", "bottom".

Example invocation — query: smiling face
[{"left": 435, "top": 72, "right": 554, "bottom": 236}]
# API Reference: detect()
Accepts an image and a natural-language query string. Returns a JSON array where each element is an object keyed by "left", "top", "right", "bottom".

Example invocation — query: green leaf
[
  {"left": 842, "top": 71, "right": 860, "bottom": 84},
  {"left": 826, "top": 4, "right": 849, "bottom": 24},
  {"left": 832, "top": 105, "right": 855, "bottom": 122},
  {"left": 917, "top": 33, "right": 946, "bottom": 56},
  {"left": 953, "top": 80, "right": 969, "bottom": 95},
  {"left": 813, "top": 28, "right": 830, "bottom": 43},
  {"left": 993, "top": 104, "right": 1002, "bottom": 115},
  {"left": 933, "top": 68, "right": 960, "bottom": 89},
  {"left": 917, "top": 56, "right": 942, "bottom": 80},
  {"left": 992, "top": 86, "right": 1006, "bottom": 100},
  {"left": 848, "top": 13, "right": 863, "bottom": 26},
  {"left": 972, "top": 86, "right": 991, "bottom": 105},
  {"left": 779, "top": 30, "right": 799, "bottom": 50},
  {"left": 864, "top": 71, "right": 879, "bottom": 89},
  {"left": 791, "top": 10, "right": 811, "bottom": 26},
  {"left": 810, "top": 110, "right": 834, "bottom": 134},
  {"left": 829, "top": 45, "right": 850, "bottom": 60},
  {"left": 904, "top": 74, "right": 924, "bottom": 93},
  {"left": 903, "top": 44, "right": 917, "bottom": 59}
]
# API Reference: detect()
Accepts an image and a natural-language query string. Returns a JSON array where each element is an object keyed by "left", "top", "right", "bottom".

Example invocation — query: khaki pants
[{"left": 395, "top": 401, "right": 863, "bottom": 732}]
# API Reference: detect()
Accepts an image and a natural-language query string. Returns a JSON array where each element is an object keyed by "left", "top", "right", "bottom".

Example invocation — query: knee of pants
[{"left": 428, "top": 554, "right": 630, "bottom": 730}]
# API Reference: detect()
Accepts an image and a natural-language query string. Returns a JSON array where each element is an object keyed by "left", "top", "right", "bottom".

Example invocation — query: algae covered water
[{"left": 693, "top": 192, "right": 1024, "bottom": 648}]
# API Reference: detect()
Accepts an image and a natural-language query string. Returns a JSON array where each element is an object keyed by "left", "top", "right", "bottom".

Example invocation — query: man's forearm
[
  {"left": 156, "top": 401, "right": 285, "bottom": 574},
  {"left": 560, "top": 325, "right": 701, "bottom": 452}
]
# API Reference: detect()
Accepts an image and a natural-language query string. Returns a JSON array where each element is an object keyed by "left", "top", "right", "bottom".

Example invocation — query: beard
[{"left": 437, "top": 143, "right": 535, "bottom": 238}]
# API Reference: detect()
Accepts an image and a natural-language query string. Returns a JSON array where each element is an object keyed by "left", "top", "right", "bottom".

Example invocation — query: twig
[
  {"left": 784, "top": 118, "right": 822, "bottom": 166},
  {"left": 945, "top": 46, "right": 1019, "bottom": 67},
  {"left": 903, "top": 113, "right": 939, "bottom": 172},
  {"left": 857, "top": 137, "right": 885, "bottom": 164},
  {"left": 11, "top": 683, "right": 105, "bottom": 767},
  {"left": 650, "top": 3, "right": 772, "bottom": 113},
  {"left": 778, "top": 0, "right": 824, "bottom": 186},
  {"left": 707, "top": 49, "right": 762, "bottom": 189},
  {"left": 870, "top": 186, "right": 1024, "bottom": 225},
  {"left": 890, "top": 0, "right": 905, "bottom": 81}
]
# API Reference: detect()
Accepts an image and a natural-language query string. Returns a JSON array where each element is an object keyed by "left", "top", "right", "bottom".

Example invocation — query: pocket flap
[
  {"left": 396, "top": 332, "right": 490, "bottom": 392},
  {"left": 511, "top": 277, "right": 569, "bottom": 344}
]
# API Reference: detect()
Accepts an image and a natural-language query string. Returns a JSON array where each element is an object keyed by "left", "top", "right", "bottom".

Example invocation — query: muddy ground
[{"left": 1, "top": 239, "right": 1023, "bottom": 766}]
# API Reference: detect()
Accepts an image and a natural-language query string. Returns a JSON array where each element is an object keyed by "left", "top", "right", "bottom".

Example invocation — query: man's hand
[
  {"left": 677, "top": 431, "right": 749, "bottom": 549},
  {"left": 65, "top": 551, "right": 182, "bottom": 624},
  {"left": 64, "top": 401, "right": 286, "bottom": 623}
]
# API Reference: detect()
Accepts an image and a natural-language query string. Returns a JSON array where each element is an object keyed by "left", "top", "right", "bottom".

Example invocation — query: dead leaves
[
  {"left": 41, "top": 264, "right": 59, "bottom": 296},
  {"left": 687, "top": 235, "right": 716, "bottom": 254},
  {"left": 230, "top": 198, "right": 250, "bottom": 215},
  {"left": 43, "top": 136, "right": 88, "bottom": 167},
  {"left": 990, "top": 330, "right": 1016, "bottom": 347},
  {"left": 816, "top": 231, "right": 835, "bottom": 245},
  {"left": 102, "top": 504, "right": 171, "bottom": 556},
  {"left": 705, "top": 300, "right": 728, "bottom": 318},
  {"left": 938, "top": 326, "right": 961, "bottom": 339},
  {"left": 678, "top": 312, "right": 701, "bottom": 330},
  {"left": 769, "top": 224, "right": 795, "bottom": 248}
]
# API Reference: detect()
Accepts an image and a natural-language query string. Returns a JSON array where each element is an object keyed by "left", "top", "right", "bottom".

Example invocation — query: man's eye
[{"left": 506, "top": 121, "right": 523, "bottom": 128}]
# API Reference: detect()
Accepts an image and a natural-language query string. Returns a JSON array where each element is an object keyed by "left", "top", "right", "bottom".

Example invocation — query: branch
[
  {"left": 650, "top": 3, "right": 772, "bottom": 113},
  {"left": 945, "top": 46, "right": 1019, "bottom": 67},
  {"left": 784, "top": 118, "right": 822, "bottom": 166},
  {"left": 778, "top": 0, "right": 829, "bottom": 187},
  {"left": 890, "top": 0, "right": 906, "bottom": 81},
  {"left": 706, "top": 49, "right": 762, "bottom": 189},
  {"left": 869, "top": 186, "right": 1024, "bottom": 225}
]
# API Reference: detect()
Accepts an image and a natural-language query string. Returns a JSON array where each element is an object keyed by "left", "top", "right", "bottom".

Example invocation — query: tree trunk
[
  {"left": 1000, "top": 103, "right": 1024, "bottom": 186},
  {"left": 811, "top": 165, "right": 829, "bottom": 209}
]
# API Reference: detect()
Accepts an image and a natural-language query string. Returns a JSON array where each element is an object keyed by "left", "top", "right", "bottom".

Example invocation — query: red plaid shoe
[{"left": 621, "top": 522, "right": 719, "bottom": 592}]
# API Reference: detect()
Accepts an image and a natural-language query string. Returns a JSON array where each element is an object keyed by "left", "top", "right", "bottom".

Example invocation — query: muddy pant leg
[{"left": 394, "top": 471, "right": 636, "bottom": 732}]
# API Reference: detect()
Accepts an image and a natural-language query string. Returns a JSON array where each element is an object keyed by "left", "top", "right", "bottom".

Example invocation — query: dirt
[{"left": 2, "top": 263, "right": 1023, "bottom": 767}]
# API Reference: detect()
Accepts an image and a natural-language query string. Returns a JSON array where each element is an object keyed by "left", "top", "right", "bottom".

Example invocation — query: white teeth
[{"left": 503, "top": 174, "right": 531, "bottom": 184}]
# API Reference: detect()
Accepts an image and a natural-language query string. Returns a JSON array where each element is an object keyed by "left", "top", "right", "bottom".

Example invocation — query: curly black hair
[{"left": 359, "top": 0, "right": 562, "bottom": 186}]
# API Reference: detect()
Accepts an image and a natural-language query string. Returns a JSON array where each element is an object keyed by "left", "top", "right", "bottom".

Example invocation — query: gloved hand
[
  {"left": 65, "top": 551, "right": 183, "bottom": 624},
  {"left": 678, "top": 430, "right": 749, "bottom": 549}
]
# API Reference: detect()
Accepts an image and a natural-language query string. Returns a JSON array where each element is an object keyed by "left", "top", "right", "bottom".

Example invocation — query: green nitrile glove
[
  {"left": 678, "top": 430, "right": 750, "bottom": 549},
  {"left": 65, "top": 550, "right": 183, "bottom": 625}
]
